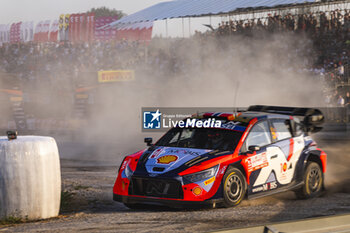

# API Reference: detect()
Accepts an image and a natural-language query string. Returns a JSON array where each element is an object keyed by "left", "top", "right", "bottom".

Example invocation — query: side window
[
  {"left": 271, "top": 119, "right": 292, "bottom": 141},
  {"left": 244, "top": 121, "right": 271, "bottom": 151}
]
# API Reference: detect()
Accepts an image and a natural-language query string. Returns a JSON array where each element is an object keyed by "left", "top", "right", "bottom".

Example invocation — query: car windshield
[{"left": 155, "top": 127, "right": 243, "bottom": 151}]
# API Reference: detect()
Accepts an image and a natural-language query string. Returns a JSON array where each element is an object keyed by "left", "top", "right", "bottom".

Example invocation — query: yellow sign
[
  {"left": 59, "top": 14, "right": 64, "bottom": 30},
  {"left": 98, "top": 70, "right": 135, "bottom": 83},
  {"left": 64, "top": 14, "right": 70, "bottom": 29},
  {"left": 76, "top": 94, "right": 89, "bottom": 99},
  {"left": 10, "top": 97, "right": 23, "bottom": 102}
]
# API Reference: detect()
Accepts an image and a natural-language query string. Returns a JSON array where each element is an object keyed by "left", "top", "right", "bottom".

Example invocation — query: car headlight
[
  {"left": 183, "top": 165, "right": 219, "bottom": 183},
  {"left": 124, "top": 164, "right": 134, "bottom": 179}
]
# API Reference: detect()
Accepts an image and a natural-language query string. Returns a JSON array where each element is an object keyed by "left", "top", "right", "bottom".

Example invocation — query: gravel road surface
[{"left": 1, "top": 132, "right": 350, "bottom": 232}]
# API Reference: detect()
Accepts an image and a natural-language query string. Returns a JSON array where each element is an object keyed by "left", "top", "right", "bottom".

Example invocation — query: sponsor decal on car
[
  {"left": 221, "top": 121, "right": 246, "bottom": 132},
  {"left": 246, "top": 152, "right": 269, "bottom": 172},
  {"left": 121, "top": 160, "right": 128, "bottom": 170},
  {"left": 279, "top": 162, "right": 288, "bottom": 181},
  {"left": 220, "top": 165, "right": 227, "bottom": 175},
  {"left": 282, "top": 162, "right": 288, "bottom": 172},
  {"left": 192, "top": 186, "right": 203, "bottom": 196},
  {"left": 166, "top": 148, "right": 206, "bottom": 156},
  {"left": 150, "top": 148, "right": 164, "bottom": 159},
  {"left": 157, "top": 155, "right": 178, "bottom": 164},
  {"left": 146, "top": 147, "right": 213, "bottom": 174},
  {"left": 252, "top": 181, "right": 278, "bottom": 193},
  {"left": 204, "top": 176, "right": 215, "bottom": 186}
]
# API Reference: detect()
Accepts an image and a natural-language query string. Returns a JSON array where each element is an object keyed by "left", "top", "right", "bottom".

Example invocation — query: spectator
[
  {"left": 337, "top": 95, "right": 345, "bottom": 107},
  {"left": 345, "top": 92, "right": 350, "bottom": 106}
]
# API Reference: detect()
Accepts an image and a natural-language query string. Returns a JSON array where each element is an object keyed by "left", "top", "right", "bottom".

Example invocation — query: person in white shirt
[{"left": 337, "top": 95, "right": 345, "bottom": 107}]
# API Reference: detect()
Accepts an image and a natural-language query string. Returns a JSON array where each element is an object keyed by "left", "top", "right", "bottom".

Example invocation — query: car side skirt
[{"left": 247, "top": 181, "right": 303, "bottom": 200}]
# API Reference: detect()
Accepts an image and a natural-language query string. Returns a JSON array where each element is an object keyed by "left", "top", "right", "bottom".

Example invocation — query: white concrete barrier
[
  {"left": 0, "top": 136, "right": 61, "bottom": 220},
  {"left": 216, "top": 213, "right": 350, "bottom": 233}
]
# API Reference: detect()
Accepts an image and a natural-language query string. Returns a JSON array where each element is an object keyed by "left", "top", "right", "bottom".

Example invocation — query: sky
[
  {"left": 0, "top": 0, "right": 223, "bottom": 37},
  {"left": 0, "top": 0, "right": 167, "bottom": 24}
]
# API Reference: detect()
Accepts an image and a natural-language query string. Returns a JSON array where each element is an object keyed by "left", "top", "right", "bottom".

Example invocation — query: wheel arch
[
  {"left": 228, "top": 161, "right": 247, "bottom": 181},
  {"left": 307, "top": 153, "right": 324, "bottom": 173},
  {"left": 227, "top": 161, "right": 248, "bottom": 197},
  {"left": 295, "top": 149, "right": 326, "bottom": 183},
  {"left": 221, "top": 162, "right": 248, "bottom": 207}
]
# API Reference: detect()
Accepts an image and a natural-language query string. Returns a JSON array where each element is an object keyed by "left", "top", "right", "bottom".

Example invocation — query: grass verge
[
  {"left": 0, "top": 216, "right": 24, "bottom": 225},
  {"left": 60, "top": 190, "right": 75, "bottom": 212}
]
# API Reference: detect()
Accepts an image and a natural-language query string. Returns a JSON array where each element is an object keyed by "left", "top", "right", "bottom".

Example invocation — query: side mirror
[
  {"left": 144, "top": 137, "right": 153, "bottom": 146},
  {"left": 248, "top": 145, "right": 260, "bottom": 152}
]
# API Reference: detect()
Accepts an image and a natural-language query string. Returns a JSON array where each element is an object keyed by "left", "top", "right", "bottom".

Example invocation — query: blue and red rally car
[{"left": 113, "top": 105, "right": 327, "bottom": 208}]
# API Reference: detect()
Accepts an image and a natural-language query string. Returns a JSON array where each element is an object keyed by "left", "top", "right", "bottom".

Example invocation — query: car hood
[{"left": 145, "top": 146, "right": 213, "bottom": 175}]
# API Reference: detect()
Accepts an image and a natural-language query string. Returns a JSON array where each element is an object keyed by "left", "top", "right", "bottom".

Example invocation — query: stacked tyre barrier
[{"left": 0, "top": 136, "right": 61, "bottom": 220}]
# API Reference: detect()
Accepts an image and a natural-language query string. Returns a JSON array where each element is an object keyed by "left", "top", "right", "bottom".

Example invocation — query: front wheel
[
  {"left": 295, "top": 161, "right": 323, "bottom": 199},
  {"left": 222, "top": 167, "right": 247, "bottom": 208}
]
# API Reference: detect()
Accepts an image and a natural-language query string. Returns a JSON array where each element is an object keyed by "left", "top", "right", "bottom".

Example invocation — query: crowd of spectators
[
  {"left": 325, "top": 90, "right": 350, "bottom": 107},
  {"left": 210, "top": 10, "right": 350, "bottom": 78},
  {"left": 215, "top": 10, "right": 350, "bottom": 36},
  {"left": 202, "top": 9, "right": 350, "bottom": 108},
  {"left": 0, "top": 40, "right": 144, "bottom": 89},
  {"left": 0, "top": 9, "right": 350, "bottom": 109}
]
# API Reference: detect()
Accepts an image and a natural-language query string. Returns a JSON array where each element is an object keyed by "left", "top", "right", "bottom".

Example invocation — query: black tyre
[
  {"left": 295, "top": 161, "right": 323, "bottom": 199},
  {"left": 222, "top": 167, "right": 247, "bottom": 208}
]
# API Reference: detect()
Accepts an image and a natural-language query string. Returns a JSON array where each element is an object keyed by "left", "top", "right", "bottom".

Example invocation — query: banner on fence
[
  {"left": 98, "top": 70, "right": 135, "bottom": 83},
  {"left": 49, "top": 20, "right": 59, "bottom": 42},
  {"left": 95, "top": 16, "right": 118, "bottom": 41},
  {"left": 115, "top": 21, "right": 153, "bottom": 42}
]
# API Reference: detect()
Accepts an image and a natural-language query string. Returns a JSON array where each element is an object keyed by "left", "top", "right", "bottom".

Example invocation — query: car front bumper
[{"left": 113, "top": 193, "right": 222, "bottom": 208}]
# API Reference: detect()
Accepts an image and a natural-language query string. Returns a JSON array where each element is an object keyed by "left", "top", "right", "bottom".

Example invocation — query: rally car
[{"left": 113, "top": 105, "right": 327, "bottom": 208}]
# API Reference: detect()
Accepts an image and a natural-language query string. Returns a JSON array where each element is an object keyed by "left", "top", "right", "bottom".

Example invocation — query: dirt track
[{"left": 1, "top": 133, "right": 350, "bottom": 232}]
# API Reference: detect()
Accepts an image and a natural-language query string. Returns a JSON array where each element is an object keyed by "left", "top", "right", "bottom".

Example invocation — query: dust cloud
[
  {"left": 0, "top": 75, "right": 18, "bottom": 131},
  {"left": 320, "top": 142, "right": 350, "bottom": 194},
  {"left": 72, "top": 32, "right": 327, "bottom": 163},
  {"left": 2, "top": 31, "right": 347, "bottom": 195}
]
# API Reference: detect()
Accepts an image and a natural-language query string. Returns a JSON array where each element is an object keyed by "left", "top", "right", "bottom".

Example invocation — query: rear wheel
[
  {"left": 222, "top": 167, "right": 247, "bottom": 208},
  {"left": 295, "top": 161, "right": 323, "bottom": 199}
]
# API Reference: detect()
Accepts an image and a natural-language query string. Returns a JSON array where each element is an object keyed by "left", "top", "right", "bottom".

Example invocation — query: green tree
[{"left": 88, "top": 7, "right": 126, "bottom": 18}]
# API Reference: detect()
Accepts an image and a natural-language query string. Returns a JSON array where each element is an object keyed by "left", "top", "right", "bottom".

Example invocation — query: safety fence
[
  {"left": 324, "top": 64, "right": 350, "bottom": 88},
  {"left": 321, "top": 107, "right": 350, "bottom": 124}
]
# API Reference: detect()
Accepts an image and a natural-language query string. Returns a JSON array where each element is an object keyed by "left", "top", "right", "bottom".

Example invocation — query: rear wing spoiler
[{"left": 247, "top": 105, "right": 324, "bottom": 133}]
